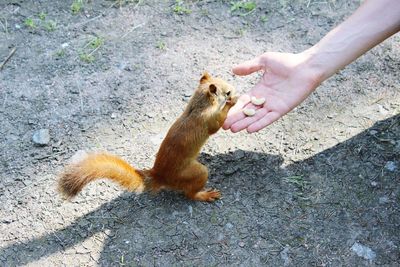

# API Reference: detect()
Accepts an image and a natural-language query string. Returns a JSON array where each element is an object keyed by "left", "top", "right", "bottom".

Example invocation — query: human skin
[{"left": 223, "top": 0, "right": 400, "bottom": 133}]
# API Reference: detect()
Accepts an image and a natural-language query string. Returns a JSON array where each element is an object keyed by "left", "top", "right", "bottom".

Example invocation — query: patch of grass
[
  {"left": 210, "top": 211, "right": 218, "bottom": 224},
  {"left": 279, "top": 0, "right": 289, "bottom": 8},
  {"left": 38, "top": 12, "right": 46, "bottom": 21},
  {"left": 79, "top": 53, "right": 95, "bottom": 63},
  {"left": 234, "top": 27, "right": 246, "bottom": 37},
  {"left": 119, "top": 254, "right": 125, "bottom": 266},
  {"left": 24, "top": 18, "right": 36, "bottom": 29},
  {"left": 173, "top": 0, "right": 192, "bottom": 15},
  {"left": 89, "top": 36, "right": 104, "bottom": 49},
  {"left": 0, "top": 17, "right": 9, "bottom": 34},
  {"left": 79, "top": 36, "right": 104, "bottom": 63},
  {"left": 54, "top": 49, "right": 66, "bottom": 58},
  {"left": 283, "top": 175, "right": 309, "bottom": 191},
  {"left": 114, "top": 0, "right": 139, "bottom": 7},
  {"left": 44, "top": 20, "right": 57, "bottom": 31},
  {"left": 71, "top": 0, "right": 84, "bottom": 15},
  {"left": 156, "top": 40, "right": 166, "bottom": 50},
  {"left": 261, "top": 15, "right": 268, "bottom": 23},
  {"left": 230, "top": 1, "right": 256, "bottom": 16},
  {"left": 200, "top": 9, "right": 209, "bottom": 16}
]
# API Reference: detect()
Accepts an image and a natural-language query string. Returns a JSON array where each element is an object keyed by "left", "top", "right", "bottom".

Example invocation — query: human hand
[{"left": 223, "top": 52, "right": 322, "bottom": 133}]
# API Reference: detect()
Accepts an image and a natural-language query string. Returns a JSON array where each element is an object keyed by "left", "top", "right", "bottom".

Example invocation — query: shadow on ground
[{"left": 1, "top": 115, "right": 399, "bottom": 266}]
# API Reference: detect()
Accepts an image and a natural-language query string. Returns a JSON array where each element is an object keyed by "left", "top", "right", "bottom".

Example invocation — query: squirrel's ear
[
  {"left": 208, "top": 84, "right": 217, "bottom": 95},
  {"left": 200, "top": 72, "right": 211, "bottom": 84}
]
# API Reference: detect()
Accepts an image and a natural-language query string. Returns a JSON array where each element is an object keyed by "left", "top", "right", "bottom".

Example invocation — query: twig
[
  {"left": 0, "top": 17, "right": 8, "bottom": 34},
  {"left": 15, "top": 176, "right": 50, "bottom": 194},
  {"left": 0, "top": 47, "right": 16, "bottom": 70},
  {"left": 78, "top": 85, "right": 84, "bottom": 112},
  {"left": 34, "top": 150, "right": 67, "bottom": 161},
  {"left": 77, "top": 14, "right": 102, "bottom": 27},
  {"left": 2, "top": 93, "right": 7, "bottom": 110},
  {"left": 86, "top": 216, "right": 120, "bottom": 219},
  {"left": 133, "top": 0, "right": 143, "bottom": 9},
  {"left": 121, "top": 22, "right": 145, "bottom": 38},
  {"left": 369, "top": 97, "right": 384, "bottom": 105},
  {"left": 87, "top": 45, "right": 101, "bottom": 56},
  {"left": 222, "top": 35, "right": 242, "bottom": 39},
  {"left": 53, "top": 232, "right": 65, "bottom": 249}
]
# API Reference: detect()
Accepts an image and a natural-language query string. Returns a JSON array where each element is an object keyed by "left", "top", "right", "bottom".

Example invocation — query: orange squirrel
[{"left": 58, "top": 72, "right": 237, "bottom": 202}]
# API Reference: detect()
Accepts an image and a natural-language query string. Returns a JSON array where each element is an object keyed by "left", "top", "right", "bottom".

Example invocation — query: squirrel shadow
[{"left": 1, "top": 115, "right": 399, "bottom": 266}]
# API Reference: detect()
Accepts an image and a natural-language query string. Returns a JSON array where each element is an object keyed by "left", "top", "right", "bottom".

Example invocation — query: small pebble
[
  {"left": 280, "top": 245, "right": 290, "bottom": 266},
  {"left": 225, "top": 222, "right": 233, "bottom": 229},
  {"left": 124, "top": 65, "right": 132, "bottom": 71},
  {"left": 351, "top": 242, "right": 376, "bottom": 260},
  {"left": 233, "top": 150, "right": 245, "bottom": 159},
  {"left": 32, "top": 129, "right": 50, "bottom": 146},
  {"left": 188, "top": 205, "right": 193, "bottom": 217},
  {"left": 111, "top": 113, "right": 117, "bottom": 119},
  {"left": 183, "top": 91, "right": 192, "bottom": 97},
  {"left": 379, "top": 196, "right": 389, "bottom": 204},
  {"left": 146, "top": 112, "right": 156, "bottom": 118},
  {"left": 385, "top": 161, "right": 397, "bottom": 172}
]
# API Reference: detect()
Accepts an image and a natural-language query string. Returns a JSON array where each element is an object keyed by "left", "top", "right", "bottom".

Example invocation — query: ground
[{"left": 0, "top": 0, "right": 399, "bottom": 266}]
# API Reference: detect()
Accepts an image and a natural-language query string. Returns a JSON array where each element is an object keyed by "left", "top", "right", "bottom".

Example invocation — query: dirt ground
[{"left": 0, "top": 0, "right": 399, "bottom": 266}]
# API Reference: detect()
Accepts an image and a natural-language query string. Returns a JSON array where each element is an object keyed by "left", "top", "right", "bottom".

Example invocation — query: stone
[
  {"left": 32, "top": 129, "right": 50, "bottom": 146},
  {"left": 280, "top": 245, "right": 290, "bottom": 266},
  {"left": 351, "top": 242, "right": 376, "bottom": 260},
  {"left": 369, "top": 129, "right": 378, "bottom": 135},
  {"left": 225, "top": 222, "right": 234, "bottom": 229},
  {"left": 379, "top": 196, "right": 389, "bottom": 204},
  {"left": 384, "top": 161, "right": 397, "bottom": 172}
]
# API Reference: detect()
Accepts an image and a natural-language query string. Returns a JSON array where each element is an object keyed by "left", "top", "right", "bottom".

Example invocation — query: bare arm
[
  {"left": 224, "top": 0, "right": 400, "bottom": 133},
  {"left": 305, "top": 0, "right": 400, "bottom": 82}
]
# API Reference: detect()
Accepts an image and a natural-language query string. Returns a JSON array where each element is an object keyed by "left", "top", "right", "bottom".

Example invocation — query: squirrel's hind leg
[{"left": 177, "top": 161, "right": 221, "bottom": 202}]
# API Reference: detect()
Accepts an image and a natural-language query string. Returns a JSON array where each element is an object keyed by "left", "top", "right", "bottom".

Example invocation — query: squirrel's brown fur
[{"left": 58, "top": 72, "right": 237, "bottom": 202}]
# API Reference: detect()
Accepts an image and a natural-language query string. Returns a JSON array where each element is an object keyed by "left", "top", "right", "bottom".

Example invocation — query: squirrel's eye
[{"left": 226, "top": 91, "right": 231, "bottom": 96}]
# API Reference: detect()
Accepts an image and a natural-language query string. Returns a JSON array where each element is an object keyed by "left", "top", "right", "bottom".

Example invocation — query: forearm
[{"left": 303, "top": 0, "right": 400, "bottom": 83}]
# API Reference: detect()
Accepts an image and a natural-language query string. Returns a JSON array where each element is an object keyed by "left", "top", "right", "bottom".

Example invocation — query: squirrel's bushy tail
[{"left": 58, "top": 152, "right": 146, "bottom": 199}]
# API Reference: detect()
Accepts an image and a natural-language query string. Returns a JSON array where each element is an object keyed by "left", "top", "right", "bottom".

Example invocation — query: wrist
[{"left": 296, "top": 48, "right": 327, "bottom": 90}]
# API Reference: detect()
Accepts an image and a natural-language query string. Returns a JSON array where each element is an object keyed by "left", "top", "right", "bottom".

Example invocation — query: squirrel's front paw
[{"left": 227, "top": 96, "right": 238, "bottom": 106}]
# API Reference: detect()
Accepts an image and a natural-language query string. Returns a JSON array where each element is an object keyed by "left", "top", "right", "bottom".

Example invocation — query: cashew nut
[
  {"left": 243, "top": 108, "right": 256, "bottom": 116},
  {"left": 251, "top": 96, "right": 266, "bottom": 106}
]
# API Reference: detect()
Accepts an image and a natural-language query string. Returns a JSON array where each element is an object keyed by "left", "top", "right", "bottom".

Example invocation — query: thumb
[{"left": 232, "top": 56, "right": 265, "bottom": 76}]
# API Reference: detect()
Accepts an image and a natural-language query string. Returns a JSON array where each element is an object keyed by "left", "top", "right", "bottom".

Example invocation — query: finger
[
  {"left": 247, "top": 111, "right": 281, "bottom": 133},
  {"left": 232, "top": 57, "right": 265, "bottom": 76},
  {"left": 230, "top": 107, "right": 268, "bottom": 133},
  {"left": 222, "top": 94, "right": 251, "bottom": 130}
]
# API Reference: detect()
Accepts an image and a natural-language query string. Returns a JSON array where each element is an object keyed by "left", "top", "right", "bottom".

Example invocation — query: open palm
[{"left": 223, "top": 52, "right": 320, "bottom": 133}]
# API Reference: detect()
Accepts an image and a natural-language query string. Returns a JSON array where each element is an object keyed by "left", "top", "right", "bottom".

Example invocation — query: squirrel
[{"left": 58, "top": 72, "right": 237, "bottom": 202}]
